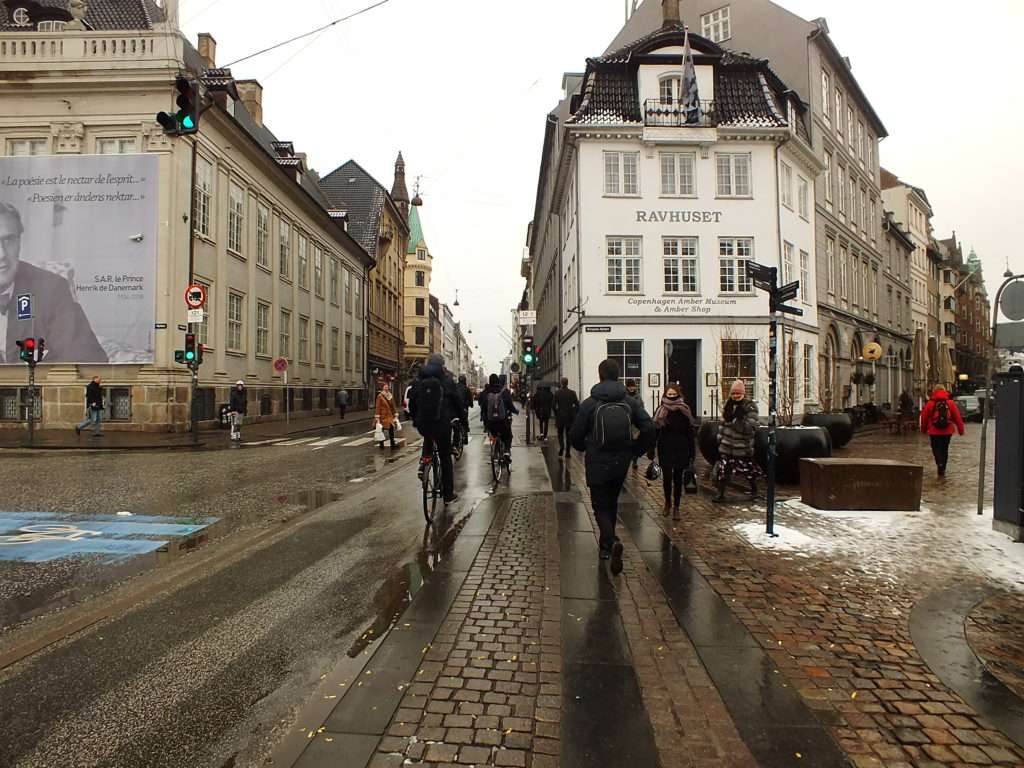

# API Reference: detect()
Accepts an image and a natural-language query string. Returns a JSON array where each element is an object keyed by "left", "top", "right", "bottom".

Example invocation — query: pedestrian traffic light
[
  {"left": 197, "top": 343, "right": 205, "bottom": 366},
  {"left": 156, "top": 76, "right": 200, "bottom": 136},
  {"left": 36, "top": 338, "right": 45, "bottom": 363},
  {"left": 184, "top": 332, "right": 197, "bottom": 363}
]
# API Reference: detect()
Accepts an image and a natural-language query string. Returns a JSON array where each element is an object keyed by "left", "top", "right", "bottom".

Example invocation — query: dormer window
[
  {"left": 12, "top": 7, "right": 30, "bottom": 25},
  {"left": 659, "top": 76, "right": 681, "bottom": 105},
  {"left": 38, "top": 20, "right": 66, "bottom": 31}
]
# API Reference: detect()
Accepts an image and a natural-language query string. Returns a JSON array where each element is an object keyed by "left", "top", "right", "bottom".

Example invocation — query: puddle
[{"left": 274, "top": 489, "right": 341, "bottom": 514}]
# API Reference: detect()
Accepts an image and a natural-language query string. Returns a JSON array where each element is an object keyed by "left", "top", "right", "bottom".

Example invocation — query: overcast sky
[{"left": 180, "top": 0, "right": 1022, "bottom": 371}]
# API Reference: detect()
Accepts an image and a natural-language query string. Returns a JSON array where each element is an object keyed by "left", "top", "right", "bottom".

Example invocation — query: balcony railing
[
  {"left": 0, "top": 29, "right": 182, "bottom": 70},
  {"left": 644, "top": 99, "right": 717, "bottom": 128}
]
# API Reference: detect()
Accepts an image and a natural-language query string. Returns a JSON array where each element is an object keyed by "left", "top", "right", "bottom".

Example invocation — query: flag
[{"left": 681, "top": 25, "right": 700, "bottom": 124}]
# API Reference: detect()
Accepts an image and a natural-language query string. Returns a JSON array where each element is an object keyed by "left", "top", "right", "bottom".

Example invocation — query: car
[{"left": 955, "top": 396, "right": 983, "bottom": 423}]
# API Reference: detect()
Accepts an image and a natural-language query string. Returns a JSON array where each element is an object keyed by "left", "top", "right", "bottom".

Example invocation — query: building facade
[
  {"left": 321, "top": 157, "right": 409, "bottom": 395},
  {"left": 528, "top": 14, "right": 822, "bottom": 420},
  {"left": 0, "top": 4, "right": 373, "bottom": 429},
  {"left": 403, "top": 203, "right": 432, "bottom": 369},
  {"left": 428, "top": 293, "right": 442, "bottom": 356}
]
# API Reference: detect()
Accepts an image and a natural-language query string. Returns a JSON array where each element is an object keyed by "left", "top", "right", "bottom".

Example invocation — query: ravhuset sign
[{"left": 635, "top": 209, "right": 724, "bottom": 223}]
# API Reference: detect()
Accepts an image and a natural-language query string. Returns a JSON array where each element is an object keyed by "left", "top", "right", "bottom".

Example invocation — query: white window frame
[
  {"left": 345, "top": 331, "right": 353, "bottom": 371},
  {"left": 660, "top": 152, "right": 696, "bottom": 197},
  {"left": 194, "top": 279, "right": 211, "bottom": 347},
  {"left": 227, "top": 291, "right": 244, "bottom": 353},
  {"left": 716, "top": 153, "right": 751, "bottom": 198},
  {"left": 837, "top": 165, "right": 846, "bottom": 216},
  {"left": 847, "top": 106, "right": 855, "bottom": 150},
  {"left": 227, "top": 181, "right": 245, "bottom": 255},
  {"left": 659, "top": 76, "right": 682, "bottom": 105},
  {"left": 255, "top": 202, "right": 270, "bottom": 269},
  {"left": 799, "top": 249, "right": 811, "bottom": 304},
  {"left": 839, "top": 244, "right": 849, "bottom": 300},
  {"left": 604, "top": 151, "right": 640, "bottom": 196},
  {"left": 721, "top": 339, "right": 757, "bottom": 399},
  {"left": 7, "top": 138, "right": 48, "bottom": 156},
  {"left": 797, "top": 175, "right": 809, "bottom": 220},
  {"left": 330, "top": 257, "right": 340, "bottom": 305},
  {"left": 314, "top": 321, "right": 325, "bottom": 366},
  {"left": 313, "top": 244, "right": 324, "bottom": 297},
  {"left": 37, "top": 19, "right": 65, "bottom": 31},
  {"left": 823, "top": 151, "right": 833, "bottom": 209},
  {"left": 606, "top": 236, "right": 642, "bottom": 294},
  {"left": 821, "top": 70, "right": 831, "bottom": 123},
  {"left": 298, "top": 316, "right": 309, "bottom": 364},
  {"left": 780, "top": 162, "right": 793, "bottom": 209},
  {"left": 783, "top": 241, "right": 795, "bottom": 285},
  {"left": 194, "top": 156, "right": 213, "bottom": 238},
  {"left": 297, "top": 234, "right": 309, "bottom": 289},
  {"left": 96, "top": 137, "right": 138, "bottom": 154},
  {"left": 256, "top": 301, "right": 270, "bottom": 357},
  {"left": 826, "top": 237, "right": 836, "bottom": 295},
  {"left": 835, "top": 89, "right": 843, "bottom": 137},
  {"left": 279, "top": 218, "right": 292, "bottom": 279},
  {"left": 331, "top": 326, "right": 340, "bottom": 368},
  {"left": 701, "top": 6, "right": 731, "bottom": 43},
  {"left": 803, "top": 344, "right": 814, "bottom": 400},
  {"left": 663, "top": 237, "right": 699, "bottom": 294},
  {"left": 279, "top": 309, "right": 292, "bottom": 359},
  {"left": 718, "top": 237, "right": 754, "bottom": 294}
]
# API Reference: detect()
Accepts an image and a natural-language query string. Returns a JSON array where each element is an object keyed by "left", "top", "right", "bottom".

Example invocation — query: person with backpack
[
  {"left": 479, "top": 373, "right": 518, "bottom": 463},
  {"left": 713, "top": 379, "right": 760, "bottom": 503},
  {"left": 74, "top": 376, "right": 104, "bottom": 438},
  {"left": 374, "top": 383, "right": 399, "bottom": 449},
  {"left": 532, "top": 384, "right": 554, "bottom": 440},
  {"left": 920, "top": 386, "right": 965, "bottom": 477},
  {"left": 410, "top": 354, "right": 466, "bottom": 503},
  {"left": 570, "top": 359, "right": 655, "bottom": 575},
  {"left": 654, "top": 383, "right": 696, "bottom": 521},
  {"left": 552, "top": 377, "right": 580, "bottom": 459}
]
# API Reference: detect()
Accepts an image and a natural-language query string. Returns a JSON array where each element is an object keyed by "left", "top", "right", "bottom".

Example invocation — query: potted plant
[{"left": 864, "top": 372, "right": 876, "bottom": 387}]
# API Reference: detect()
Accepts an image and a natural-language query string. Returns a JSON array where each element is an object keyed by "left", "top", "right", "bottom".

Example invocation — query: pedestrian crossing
[{"left": 245, "top": 429, "right": 429, "bottom": 452}]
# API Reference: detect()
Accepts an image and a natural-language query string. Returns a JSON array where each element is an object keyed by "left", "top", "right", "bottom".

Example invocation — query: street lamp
[{"left": 453, "top": 289, "right": 460, "bottom": 308}]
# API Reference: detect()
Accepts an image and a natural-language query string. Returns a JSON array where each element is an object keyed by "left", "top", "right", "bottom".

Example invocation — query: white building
[{"left": 533, "top": 18, "right": 822, "bottom": 419}]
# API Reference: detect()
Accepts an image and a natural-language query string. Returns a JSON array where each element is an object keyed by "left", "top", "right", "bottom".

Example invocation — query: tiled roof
[
  {"left": 572, "top": 64, "right": 642, "bottom": 125},
  {"left": 0, "top": 0, "right": 165, "bottom": 30},
  {"left": 320, "top": 161, "right": 388, "bottom": 260},
  {"left": 713, "top": 69, "right": 787, "bottom": 129}
]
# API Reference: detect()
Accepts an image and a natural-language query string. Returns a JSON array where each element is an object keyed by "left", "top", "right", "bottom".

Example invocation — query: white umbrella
[{"left": 912, "top": 329, "right": 928, "bottom": 403}]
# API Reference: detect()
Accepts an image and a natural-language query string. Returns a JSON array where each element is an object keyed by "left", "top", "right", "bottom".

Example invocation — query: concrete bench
[{"left": 799, "top": 458, "right": 923, "bottom": 511}]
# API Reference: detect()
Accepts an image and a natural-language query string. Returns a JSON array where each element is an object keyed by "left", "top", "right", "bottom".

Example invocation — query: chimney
[
  {"left": 236, "top": 79, "right": 263, "bottom": 125},
  {"left": 661, "top": 0, "right": 680, "bottom": 27},
  {"left": 197, "top": 33, "right": 217, "bottom": 68}
]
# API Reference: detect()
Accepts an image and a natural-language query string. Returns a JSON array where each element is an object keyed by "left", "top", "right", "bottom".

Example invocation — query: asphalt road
[{"left": 0, "top": 418, "right": 533, "bottom": 768}]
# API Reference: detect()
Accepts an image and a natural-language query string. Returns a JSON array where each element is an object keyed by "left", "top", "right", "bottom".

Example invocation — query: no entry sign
[{"left": 185, "top": 284, "right": 207, "bottom": 309}]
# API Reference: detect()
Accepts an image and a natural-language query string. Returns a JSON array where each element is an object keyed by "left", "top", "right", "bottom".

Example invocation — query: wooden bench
[{"left": 800, "top": 458, "right": 923, "bottom": 511}]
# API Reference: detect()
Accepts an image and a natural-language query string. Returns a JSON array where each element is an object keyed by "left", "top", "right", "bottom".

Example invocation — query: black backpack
[
  {"left": 486, "top": 391, "right": 507, "bottom": 422},
  {"left": 414, "top": 377, "right": 444, "bottom": 427},
  {"left": 593, "top": 401, "right": 632, "bottom": 449},
  {"left": 932, "top": 399, "right": 949, "bottom": 430}
]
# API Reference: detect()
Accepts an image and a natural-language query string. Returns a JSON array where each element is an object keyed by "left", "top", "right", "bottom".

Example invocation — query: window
[
  {"left": 415, "top": 270, "right": 425, "bottom": 287},
  {"left": 0, "top": 388, "right": 41, "bottom": 421},
  {"left": 96, "top": 137, "right": 137, "bottom": 154},
  {"left": 353, "top": 276, "right": 361, "bottom": 318},
  {"left": 823, "top": 151, "right": 833, "bottom": 208},
  {"left": 345, "top": 269, "right": 353, "bottom": 313},
  {"left": 803, "top": 345, "right": 814, "bottom": 400},
  {"left": 847, "top": 107, "right": 855, "bottom": 149},
  {"left": 859, "top": 188, "right": 868, "bottom": 233},
  {"left": 314, "top": 322, "right": 324, "bottom": 365},
  {"left": 659, "top": 76, "right": 681, "bottom": 105},
  {"left": 256, "top": 302, "right": 270, "bottom": 357},
  {"left": 701, "top": 6, "right": 731, "bottom": 42},
  {"left": 314, "top": 245, "right": 324, "bottom": 296},
  {"left": 887, "top": 286, "right": 894, "bottom": 325},
  {"left": 279, "top": 219, "right": 292, "bottom": 279},
  {"left": 227, "top": 292, "right": 244, "bottom": 352},
  {"left": 417, "top": 248, "right": 427, "bottom": 261},
  {"left": 849, "top": 176, "right": 857, "bottom": 231},
  {"left": 663, "top": 237, "right": 699, "bottom": 293},
  {"left": 331, "top": 327, "right": 340, "bottom": 367},
  {"left": 228, "top": 182, "right": 245, "bottom": 254},
  {"left": 797, "top": 176, "right": 809, "bottom": 219},
  {"left": 857, "top": 121, "right": 865, "bottom": 161},
  {"left": 721, "top": 340, "right": 757, "bottom": 398},
  {"left": 416, "top": 297, "right": 425, "bottom": 316},
  {"left": 799, "top": 250, "right": 811, "bottom": 303},
  {"left": 604, "top": 151, "right": 640, "bottom": 195},
  {"left": 607, "top": 340, "right": 643, "bottom": 383},
  {"left": 864, "top": 260, "right": 872, "bottom": 314},
  {"left": 837, "top": 165, "right": 846, "bottom": 216},
  {"left": 869, "top": 198, "right": 877, "bottom": 243},
  {"left": 716, "top": 153, "right": 751, "bottom": 197},
  {"left": 780, "top": 162, "right": 793, "bottom": 209},
  {"left": 7, "top": 138, "right": 47, "bottom": 155},
  {"left": 298, "top": 316, "right": 309, "bottom": 363},
  {"left": 821, "top": 70, "right": 831, "bottom": 123},
  {"left": 835, "top": 89, "right": 843, "bottom": 136},
  {"left": 718, "top": 237, "right": 753, "bottom": 293},
  {"left": 330, "top": 258, "right": 339, "bottom": 304},
  {"left": 354, "top": 335, "right": 362, "bottom": 372},
  {"left": 839, "top": 245, "right": 849, "bottom": 299},
  {"left": 872, "top": 266, "right": 879, "bottom": 316},
  {"left": 783, "top": 241, "right": 795, "bottom": 285},
  {"left": 867, "top": 138, "right": 875, "bottom": 172},
  {"left": 415, "top": 327, "right": 426, "bottom": 346},
  {"left": 255, "top": 203, "right": 270, "bottom": 269},
  {"left": 37, "top": 19, "right": 65, "bottom": 31},
  {"left": 297, "top": 235, "right": 309, "bottom": 288},
  {"left": 280, "top": 310, "right": 291, "bottom": 358},
  {"left": 606, "top": 237, "right": 642, "bottom": 293},
  {"left": 345, "top": 332, "right": 353, "bottom": 370},
  {"left": 194, "top": 156, "right": 212, "bottom": 237},
  {"left": 660, "top": 152, "right": 696, "bottom": 196},
  {"left": 194, "top": 280, "right": 211, "bottom": 346},
  {"left": 851, "top": 255, "right": 859, "bottom": 306}
]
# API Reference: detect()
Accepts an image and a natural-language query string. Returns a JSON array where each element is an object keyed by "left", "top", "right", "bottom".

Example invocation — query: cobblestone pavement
[
  {"left": 619, "top": 425, "right": 1024, "bottom": 768},
  {"left": 966, "top": 595, "right": 1024, "bottom": 701}
]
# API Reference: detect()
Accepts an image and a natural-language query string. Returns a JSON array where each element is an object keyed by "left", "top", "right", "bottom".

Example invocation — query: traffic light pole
[
  {"left": 766, "top": 315, "right": 778, "bottom": 537},
  {"left": 188, "top": 136, "right": 199, "bottom": 444},
  {"left": 26, "top": 365, "right": 35, "bottom": 448}
]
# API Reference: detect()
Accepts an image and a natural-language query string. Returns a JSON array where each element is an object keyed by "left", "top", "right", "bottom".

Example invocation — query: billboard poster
[{"left": 0, "top": 154, "right": 158, "bottom": 364}]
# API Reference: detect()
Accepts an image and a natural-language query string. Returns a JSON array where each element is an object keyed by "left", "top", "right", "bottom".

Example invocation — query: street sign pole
[
  {"left": 285, "top": 369, "right": 289, "bottom": 428},
  {"left": 191, "top": 360, "right": 199, "bottom": 445},
  {"left": 766, "top": 314, "right": 778, "bottom": 537},
  {"left": 26, "top": 364, "right": 35, "bottom": 448}
]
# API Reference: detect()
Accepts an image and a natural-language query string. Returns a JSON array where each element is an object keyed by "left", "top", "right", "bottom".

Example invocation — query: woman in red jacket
[{"left": 920, "top": 387, "right": 965, "bottom": 477}]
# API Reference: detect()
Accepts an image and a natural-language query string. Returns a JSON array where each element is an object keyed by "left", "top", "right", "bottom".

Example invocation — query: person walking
[
  {"left": 228, "top": 380, "right": 247, "bottom": 442},
  {"left": 552, "top": 377, "right": 579, "bottom": 459},
  {"left": 920, "top": 386, "right": 965, "bottom": 477},
  {"left": 374, "top": 383, "right": 399, "bottom": 449},
  {"left": 533, "top": 384, "right": 554, "bottom": 440},
  {"left": 625, "top": 379, "right": 641, "bottom": 471},
  {"left": 713, "top": 380, "right": 760, "bottom": 503},
  {"left": 654, "top": 383, "right": 696, "bottom": 520},
  {"left": 571, "top": 359, "right": 655, "bottom": 575},
  {"left": 74, "top": 376, "right": 104, "bottom": 438},
  {"left": 336, "top": 388, "right": 349, "bottom": 420},
  {"left": 410, "top": 354, "right": 466, "bottom": 504},
  {"left": 479, "top": 374, "right": 518, "bottom": 463}
]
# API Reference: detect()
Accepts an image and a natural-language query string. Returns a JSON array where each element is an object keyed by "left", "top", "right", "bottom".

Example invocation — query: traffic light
[
  {"left": 521, "top": 336, "right": 535, "bottom": 367},
  {"left": 184, "top": 332, "right": 197, "bottom": 363},
  {"left": 156, "top": 76, "right": 200, "bottom": 136},
  {"left": 16, "top": 338, "right": 34, "bottom": 365},
  {"left": 197, "top": 343, "right": 205, "bottom": 366}
]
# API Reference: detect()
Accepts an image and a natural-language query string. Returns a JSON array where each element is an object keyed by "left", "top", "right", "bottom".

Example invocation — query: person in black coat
[
  {"left": 228, "top": 380, "right": 247, "bottom": 441},
  {"left": 532, "top": 384, "right": 554, "bottom": 440},
  {"left": 654, "top": 382, "right": 696, "bottom": 520},
  {"left": 74, "top": 376, "right": 104, "bottom": 437},
  {"left": 479, "top": 374, "right": 519, "bottom": 462},
  {"left": 570, "top": 359, "right": 655, "bottom": 574},
  {"left": 456, "top": 374, "right": 472, "bottom": 444},
  {"left": 552, "top": 377, "right": 579, "bottom": 458},
  {"left": 410, "top": 355, "right": 466, "bottom": 503}
]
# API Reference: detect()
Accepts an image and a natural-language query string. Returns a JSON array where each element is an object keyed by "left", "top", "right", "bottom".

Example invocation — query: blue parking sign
[{"left": 16, "top": 294, "right": 32, "bottom": 321}]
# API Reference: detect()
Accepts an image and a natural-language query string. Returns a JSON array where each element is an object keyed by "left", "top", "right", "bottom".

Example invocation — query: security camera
[{"left": 130, "top": 233, "right": 145, "bottom": 243}]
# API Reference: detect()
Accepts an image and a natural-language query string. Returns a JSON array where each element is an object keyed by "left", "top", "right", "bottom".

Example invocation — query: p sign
[{"left": 16, "top": 293, "right": 32, "bottom": 321}]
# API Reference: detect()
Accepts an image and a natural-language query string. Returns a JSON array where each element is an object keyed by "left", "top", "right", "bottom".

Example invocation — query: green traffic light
[
  {"left": 523, "top": 353, "right": 535, "bottom": 365},
  {"left": 185, "top": 351, "right": 195, "bottom": 361},
  {"left": 182, "top": 115, "right": 195, "bottom": 130}
]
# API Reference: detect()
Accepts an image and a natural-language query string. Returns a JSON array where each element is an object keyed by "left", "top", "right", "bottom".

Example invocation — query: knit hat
[{"left": 729, "top": 379, "right": 746, "bottom": 397}]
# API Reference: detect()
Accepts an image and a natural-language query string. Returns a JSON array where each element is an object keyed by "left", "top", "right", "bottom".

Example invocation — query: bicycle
[
  {"left": 421, "top": 441, "right": 442, "bottom": 525},
  {"left": 489, "top": 432, "right": 504, "bottom": 483},
  {"left": 451, "top": 418, "right": 465, "bottom": 463}
]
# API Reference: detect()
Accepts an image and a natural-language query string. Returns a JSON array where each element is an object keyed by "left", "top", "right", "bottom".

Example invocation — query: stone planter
[
  {"left": 754, "top": 425, "right": 833, "bottom": 485},
  {"left": 801, "top": 412, "right": 854, "bottom": 449}
]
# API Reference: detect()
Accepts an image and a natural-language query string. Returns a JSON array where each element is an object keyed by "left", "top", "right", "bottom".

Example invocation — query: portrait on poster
[{"left": 0, "top": 154, "right": 158, "bottom": 364}]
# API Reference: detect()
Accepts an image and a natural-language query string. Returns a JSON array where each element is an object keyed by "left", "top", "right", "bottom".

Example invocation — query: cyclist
[
  {"left": 228, "top": 380, "right": 247, "bottom": 442},
  {"left": 479, "top": 374, "right": 518, "bottom": 464},
  {"left": 409, "top": 354, "right": 465, "bottom": 505},
  {"left": 456, "top": 374, "right": 473, "bottom": 446}
]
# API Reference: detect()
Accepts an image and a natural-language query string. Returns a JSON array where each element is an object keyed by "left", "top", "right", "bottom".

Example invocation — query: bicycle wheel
[
  {"left": 490, "top": 438, "right": 502, "bottom": 483},
  {"left": 452, "top": 425, "right": 464, "bottom": 463},
  {"left": 422, "top": 458, "right": 437, "bottom": 525}
]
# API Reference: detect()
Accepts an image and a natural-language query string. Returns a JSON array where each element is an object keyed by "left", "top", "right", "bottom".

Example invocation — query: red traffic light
[{"left": 24, "top": 338, "right": 35, "bottom": 350}]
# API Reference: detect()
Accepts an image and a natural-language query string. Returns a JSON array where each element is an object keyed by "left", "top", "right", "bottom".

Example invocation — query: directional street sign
[
  {"left": 518, "top": 311, "right": 537, "bottom": 326},
  {"left": 746, "top": 262, "right": 777, "bottom": 293},
  {"left": 16, "top": 293, "right": 32, "bottom": 321},
  {"left": 774, "top": 304, "right": 804, "bottom": 317},
  {"left": 775, "top": 280, "right": 800, "bottom": 303}
]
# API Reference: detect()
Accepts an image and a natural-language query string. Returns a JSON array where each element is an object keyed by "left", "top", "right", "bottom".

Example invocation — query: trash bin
[{"left": 218, "top": 404, "right": 231, "bottom": 429}]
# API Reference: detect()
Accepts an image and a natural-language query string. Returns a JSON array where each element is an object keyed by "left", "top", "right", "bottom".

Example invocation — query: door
[{"left": 665, "top": 340, "right": 700, "bottom": 415}]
